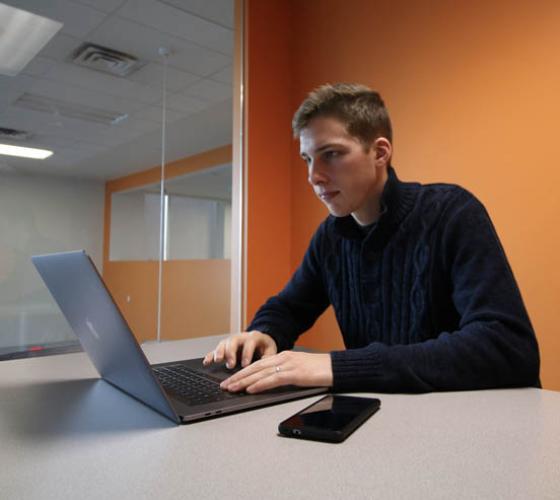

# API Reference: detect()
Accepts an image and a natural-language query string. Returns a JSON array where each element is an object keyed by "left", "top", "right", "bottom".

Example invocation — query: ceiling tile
[
  {"left": 182, "top": 79, "right": 232, "bottom": 103},
  {"left": 117, "top": 0, "right": 233, "bottom": 55},
  {"left": 131, "top": 105, "right": 188, "bottom": 124},
  {"left": 2, "top": 0, "right": 107, "bottom": 38},
  {"left": 66, "top": 141, "right": 109, "bottom": 152},
  {"left": 93, "top": 127, "right": 150, "bottom": 147},
  {"left": 42, "top": 62, "right": 162, "bottom": 105},
  {"left": 111, "top": 117, "right": 160, "bottom": 135},
  {"left": 208, "top": 65, "right": 232, "bottom": 85},
  {"left": 44, "top": 115, "right": 113, "bottom": 139},
  {"left": 0, "top": 106, "right": 111, "bottom": 145},
  {"left": 0, "top": 74, "right": 35, "bottom": 111},
  {"left": 164, "top": 99, "right": 232, "bottom": 161},
  {"left": 31, "top": 134, "right": 81, "bottom": 148},
  {"left": 72, "top": 0, "right": 127, "bottom": 14},
  {"left": 0, "top": 106, "right": 56, "bottom": 135},
  {"left": 165, "top": 93, "right": 207, "bottom": 114},
  {"left": 160, "top": 0, "right": 234, "bottom": 29},
  {"left": 0, "top": 155, "right": 43, "bottom": 173},
  {"left": 127, "top": 62, "right": 200, "bottom": 92},
  {"left": 89, "top": 16, "right": 231, "bottom": 76},
  {"left": 21, "top": 57, "right": 57, "bottom": 77},
  {"left": 30, "top": 77, "right": 148, "bottom": 115},
  {"left": 39, "top": 33, "right": 82, "bottom": 62},
  {"left": 48, "top": 149, "right": 93, "bottom": 164}
]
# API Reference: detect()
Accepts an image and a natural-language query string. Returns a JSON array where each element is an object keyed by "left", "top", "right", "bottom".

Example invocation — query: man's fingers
[
  {"left": 221, "top": 355, "right": 274, "bottom": 387},
  {"left": 224, "top": 336, "right": 243, "bottom": 368},
  {"left": 202, "top": 331, "right": 277, "bottom": 369},
  {"left": 261, "top": 343, "right": 277, "bottom": 357},
  {"left": 246, "top": 370, "right": 288, "bottom": 393},
  {"left": 240, "top": 338, "right": 257, "bottom": 367},
  {"left": 211, "top": 340, "right": 228, "bottom": 364},
  {"left": 202, "top": 351, "right": 213, "bottom": 366},
  {"left": 227, "top": 365, "right": 288, "bottom": 393},
  {"left": 202, "top": 340, "right": 228, "bottom": 366},
  {"left": 221, "top": 354, "right": 289, "bottom": 391}
]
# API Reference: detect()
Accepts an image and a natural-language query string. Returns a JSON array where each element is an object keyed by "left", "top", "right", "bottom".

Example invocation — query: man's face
[{"left": 299, "top": 116, "right": 389, "bottom": 226}]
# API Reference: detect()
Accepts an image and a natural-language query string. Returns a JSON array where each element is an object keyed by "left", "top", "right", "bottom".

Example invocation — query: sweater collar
[{"left": 333, "top": 166, "right": 419, "bottom": 242}]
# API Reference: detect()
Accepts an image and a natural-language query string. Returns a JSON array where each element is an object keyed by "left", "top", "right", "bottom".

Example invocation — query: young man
[{"left": 203, "top": 83, "right": 540, "bottom": 394}]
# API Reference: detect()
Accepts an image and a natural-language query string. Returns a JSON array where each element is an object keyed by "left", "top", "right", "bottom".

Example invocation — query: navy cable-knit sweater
[{"left": 247, "top": 167, "right": 540, "bottom": 393}]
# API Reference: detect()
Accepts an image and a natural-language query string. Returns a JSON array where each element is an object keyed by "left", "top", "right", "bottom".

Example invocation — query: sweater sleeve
[
  {"left": 330, "top": 193, "right": 541, "bottom": 392},
  {"left": 247, "top": 224, "right": 330, "bottom": 352}
]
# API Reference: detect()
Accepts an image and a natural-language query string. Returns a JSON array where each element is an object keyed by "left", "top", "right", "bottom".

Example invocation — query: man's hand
[
  {"left": 220, "top": 351, "right": 333, "bottom": 394},
  {"left": 202, "top": 331, "right": 277, "bottom": 369}
]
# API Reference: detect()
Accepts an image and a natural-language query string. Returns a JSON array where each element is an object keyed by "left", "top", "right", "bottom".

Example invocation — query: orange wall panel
[
  {"left": 161, "top": 260, "right": 231, "bottom": 340},
  {"left": 103, "top": 261, "right": 158, "bottom": 344},
  {"left": 245, "top": 0, "right": 294, "bottom": 323}
]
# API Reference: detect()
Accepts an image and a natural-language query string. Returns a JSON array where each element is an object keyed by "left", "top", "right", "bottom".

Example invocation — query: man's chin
[{"left": 326, "top": 206, "right": 352, "bottom": 218}]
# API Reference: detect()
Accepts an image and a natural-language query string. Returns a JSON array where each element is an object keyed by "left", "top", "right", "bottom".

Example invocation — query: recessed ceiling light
[
  {"left": 0, "top": 3, "right": 63, "bottom": 77},
  {"left": 0, "top": 144, "right": 53, "bottom": 159}
]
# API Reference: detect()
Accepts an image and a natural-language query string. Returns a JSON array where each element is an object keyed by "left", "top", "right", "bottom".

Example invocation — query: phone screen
[{"left": 278, "top": 395, "right": 380, "bottom": 442}]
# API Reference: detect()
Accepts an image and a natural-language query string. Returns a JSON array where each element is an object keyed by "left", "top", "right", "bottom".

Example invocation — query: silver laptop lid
[{"left": 32, "top": 250, "right": 179, "bottom": 423}]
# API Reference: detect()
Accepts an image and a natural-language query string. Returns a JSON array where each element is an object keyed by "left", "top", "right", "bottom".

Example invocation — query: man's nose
[{"left": 308, "top": 161, "right": 327, "bottom": 185}]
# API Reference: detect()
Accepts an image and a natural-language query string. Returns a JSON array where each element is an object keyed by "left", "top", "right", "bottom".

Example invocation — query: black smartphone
[{"left": 278, "top": 395, "right": 381, "bottom": 443}]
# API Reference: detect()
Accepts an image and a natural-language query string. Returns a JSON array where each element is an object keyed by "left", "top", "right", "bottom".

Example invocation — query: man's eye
[{"left": 324, "top": 151, "right": 340, "bottom": 160}]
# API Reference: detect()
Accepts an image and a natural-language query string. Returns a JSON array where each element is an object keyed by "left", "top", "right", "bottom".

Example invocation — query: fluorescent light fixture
[
  {"left": 0, "top": 3, "right": 63, "bottom": 77},
  {"left": 0, "top": 144, "right": 53, "bottom": 159},
  {"left": 15, "top": 93, "right": 128, "bottom": 125}
]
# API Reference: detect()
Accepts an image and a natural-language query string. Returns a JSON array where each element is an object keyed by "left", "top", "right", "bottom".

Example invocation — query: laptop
[{"left": 32, "top": 250, "right": 326, "bottom": 424}]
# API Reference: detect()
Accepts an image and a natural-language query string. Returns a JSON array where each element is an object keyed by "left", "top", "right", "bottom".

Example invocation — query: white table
[{"left": 1, "top": 335, "right": 559, "bottom": 499}]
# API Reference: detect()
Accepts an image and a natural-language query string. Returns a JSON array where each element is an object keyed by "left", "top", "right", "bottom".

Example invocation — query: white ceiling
[{"left": 0, "top": 0, "right": 234, "bottom": 181}]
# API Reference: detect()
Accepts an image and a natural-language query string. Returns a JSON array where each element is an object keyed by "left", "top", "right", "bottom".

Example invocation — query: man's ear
[{"left": 374, "top": 137, "right": 392, "bottom": 166}]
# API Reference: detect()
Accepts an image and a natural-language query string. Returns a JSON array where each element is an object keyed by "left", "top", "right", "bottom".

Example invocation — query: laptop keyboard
[{"left": 153, "top": 364, "right": 238, "bottom": 406}]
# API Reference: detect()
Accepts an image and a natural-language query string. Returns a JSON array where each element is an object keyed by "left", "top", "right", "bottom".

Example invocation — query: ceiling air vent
[
  {"left": 0, "top": 127, "right": 33, "bottom": 141},
  {"left": 70, "top": 43, "right": 142, "bottom": 77}
]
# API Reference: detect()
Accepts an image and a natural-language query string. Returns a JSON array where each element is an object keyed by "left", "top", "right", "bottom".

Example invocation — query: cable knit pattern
[{"left": 248, "top": 167, "right": 540, "bottom": 393}]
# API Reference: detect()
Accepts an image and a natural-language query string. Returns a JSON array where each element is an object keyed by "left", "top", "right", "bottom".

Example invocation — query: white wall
[
  {"left": 110, "top": 191, "right": 161, "bottom": 260},
  {"left": 0, "top": 173, "right": 104, "bottom": 350},
  {"left": 168, "top": 195, "right": 215, "bottom": 259}
]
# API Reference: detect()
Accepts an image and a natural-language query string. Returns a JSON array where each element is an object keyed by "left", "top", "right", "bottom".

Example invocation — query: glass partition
[
  {"left": 0, "top": 174, "right": 104, "bottom": 357},
  {"left": 0, "top": 0, "right": 236, "bottom": 359},
  {"left": 166, "top": 166, "right": 232, "bottom": 260},
  {"left": 110, "top": 164, "right": 232, "bottom": 261}
]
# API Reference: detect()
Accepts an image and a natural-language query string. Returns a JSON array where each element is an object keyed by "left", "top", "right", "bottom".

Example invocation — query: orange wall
[
  {"left": 245, "top": 0, "right": 293, "bottom": 322},
  {"left": 246, "top": 0, "right": 560, "bottom": 390},
  {"left": 103, "top": 145, "right": 232, "bottom": 342}
]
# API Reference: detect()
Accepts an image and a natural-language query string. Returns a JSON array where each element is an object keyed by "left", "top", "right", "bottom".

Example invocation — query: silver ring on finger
[{"left": 275, "top": 365, "right": 281, "bottom": 373}]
